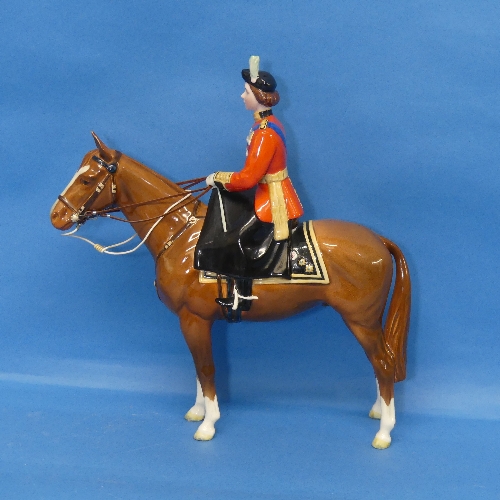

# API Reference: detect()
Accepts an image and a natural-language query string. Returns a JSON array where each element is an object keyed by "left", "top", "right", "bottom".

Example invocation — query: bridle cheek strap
[{"left": 58, "top": 172, "right": 114, "bottom": 223}]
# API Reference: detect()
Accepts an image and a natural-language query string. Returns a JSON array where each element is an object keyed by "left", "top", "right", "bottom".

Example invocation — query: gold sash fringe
[{"left": 259, "top": 168, "right": 289, "bottom": 241}]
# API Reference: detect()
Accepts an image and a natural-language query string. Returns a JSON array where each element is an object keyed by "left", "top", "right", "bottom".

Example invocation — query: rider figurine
[
  {"left": 206, "top": 55, "right": 303, "bottom": 241},
  {"left": 199, "top": 56, "right": 304, "bottom": 312}
]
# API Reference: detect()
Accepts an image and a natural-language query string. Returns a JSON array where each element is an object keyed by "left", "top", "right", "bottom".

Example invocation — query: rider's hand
[{"left": 206, "top": 173, "right": 215, "bottom": 187}]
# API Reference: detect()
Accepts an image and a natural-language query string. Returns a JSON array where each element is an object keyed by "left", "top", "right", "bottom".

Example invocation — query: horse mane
[{"left": 118, "top": 151, "right": 194, "bottom": 198}]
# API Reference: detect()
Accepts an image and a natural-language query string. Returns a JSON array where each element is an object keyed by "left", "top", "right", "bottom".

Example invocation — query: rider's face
[{"left": 241, "top": 83, "right": 260, "bottom": 111}]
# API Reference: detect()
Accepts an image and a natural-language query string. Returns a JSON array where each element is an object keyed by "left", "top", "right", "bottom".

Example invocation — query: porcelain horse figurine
[{"left": 50, "top": 133, "right": 411, "bottom": 449}]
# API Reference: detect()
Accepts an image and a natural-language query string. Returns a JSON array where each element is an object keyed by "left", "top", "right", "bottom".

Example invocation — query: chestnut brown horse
[{"left": 50, "top": 133, "right": 411, "bottom": 449}]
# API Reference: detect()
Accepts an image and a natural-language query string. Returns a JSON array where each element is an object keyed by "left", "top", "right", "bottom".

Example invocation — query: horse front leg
[
  {"left": 179, "top": 307, "right": 220, "bottom": 441},
  {"left": 185, "top": 377, "right": 205, "bottom": 422}
]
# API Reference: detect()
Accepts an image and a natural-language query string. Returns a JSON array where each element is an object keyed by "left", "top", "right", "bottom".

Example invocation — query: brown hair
[{"left": 250, "top": 85, "right": 280, "bottom": 107}]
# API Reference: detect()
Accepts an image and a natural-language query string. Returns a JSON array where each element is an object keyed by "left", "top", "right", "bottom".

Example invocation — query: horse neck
[{"left": 114, "top": 155, "right": 195, "bottom": 258}]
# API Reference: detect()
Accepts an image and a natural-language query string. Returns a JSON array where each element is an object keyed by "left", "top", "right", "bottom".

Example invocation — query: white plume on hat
[{"left": 249, "top": 55, "right": 260, "bottom": 83}]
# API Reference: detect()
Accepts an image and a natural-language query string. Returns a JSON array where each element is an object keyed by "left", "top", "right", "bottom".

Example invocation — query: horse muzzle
[{"left": 50, "top": 201, "right": 76, "bottom": 231}]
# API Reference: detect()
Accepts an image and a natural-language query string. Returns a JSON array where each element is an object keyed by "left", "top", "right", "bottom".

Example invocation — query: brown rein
[{"left": 84, "top": 177, "right": 211, "bottom": 224}]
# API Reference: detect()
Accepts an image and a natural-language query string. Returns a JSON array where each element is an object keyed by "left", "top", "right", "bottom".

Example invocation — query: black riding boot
[{"left": 215, "top": 278, "right": 253, "bottom": 311}]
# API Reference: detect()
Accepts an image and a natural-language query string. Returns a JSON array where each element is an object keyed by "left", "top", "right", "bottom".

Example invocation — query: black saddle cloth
[{"left": 194, "top": 188, "right": 291, "bottom": 279}]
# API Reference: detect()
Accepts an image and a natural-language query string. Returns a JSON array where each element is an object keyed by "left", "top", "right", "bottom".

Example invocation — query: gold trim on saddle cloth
[
  {"left": 198, "top": 221, "right": 330, "bottom": 285},
  {"left": 259, "top": 167, "right": 289, "bottom": 241}
]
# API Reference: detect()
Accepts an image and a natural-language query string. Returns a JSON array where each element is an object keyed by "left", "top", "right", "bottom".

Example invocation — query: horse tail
[{"left": 380, "top": 236, "right": 411, "bottom": 382}]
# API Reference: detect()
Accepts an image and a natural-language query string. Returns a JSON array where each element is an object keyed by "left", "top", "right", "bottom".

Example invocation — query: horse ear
[{"left": 91, "top": 131, "right": 115, "bottom": 162}]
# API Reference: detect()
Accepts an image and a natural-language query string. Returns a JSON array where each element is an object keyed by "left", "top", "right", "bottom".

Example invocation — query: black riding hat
[
  {"left": 241, "top": 69, "right": 277, "bottom": 93},
  {"left": 241, "top": 56, "right": 277, "bottom": 93}
]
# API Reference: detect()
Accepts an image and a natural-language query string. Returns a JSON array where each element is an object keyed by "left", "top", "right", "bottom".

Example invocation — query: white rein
[{"left": 61, "top": 192, "right": 192, "bottom": 255}]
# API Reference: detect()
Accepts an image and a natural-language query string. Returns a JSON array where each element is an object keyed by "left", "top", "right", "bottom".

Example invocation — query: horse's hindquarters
[{"left": 312, "top": 219, "right": 392, "bottom": 321}]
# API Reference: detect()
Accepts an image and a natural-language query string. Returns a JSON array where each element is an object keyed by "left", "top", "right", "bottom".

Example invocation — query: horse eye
[{"left": 81, "top": 178, "right": 90, "bottom": 185}]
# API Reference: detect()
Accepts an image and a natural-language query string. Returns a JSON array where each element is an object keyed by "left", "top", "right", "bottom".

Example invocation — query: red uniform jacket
[{"left": 223, "top": 116, "right": 304, "bottom": 223}]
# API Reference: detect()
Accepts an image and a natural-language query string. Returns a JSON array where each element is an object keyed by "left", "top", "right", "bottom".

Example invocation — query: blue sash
[{"left": 251, "top": 121, "right": 286, "bottom": 148}]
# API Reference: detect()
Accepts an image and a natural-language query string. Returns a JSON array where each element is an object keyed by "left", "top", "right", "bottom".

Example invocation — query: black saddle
[{"left": 194, "top": 188, "right": 292, "bottom": 279}]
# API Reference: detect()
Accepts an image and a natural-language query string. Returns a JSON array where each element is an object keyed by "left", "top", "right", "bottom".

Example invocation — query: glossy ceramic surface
[{"left": 50, "top": 134, "right": 411, "bottom": 448}]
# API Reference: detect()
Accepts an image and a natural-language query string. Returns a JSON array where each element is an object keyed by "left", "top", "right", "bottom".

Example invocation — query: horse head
[{"left": 50, "top": 132, "right": 120, "bottom": 230}]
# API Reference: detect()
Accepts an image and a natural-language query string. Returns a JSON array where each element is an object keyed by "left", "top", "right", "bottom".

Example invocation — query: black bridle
[
  {"left": 58, "top": 154, "right": 210, "bottom": 226},
  {"left": 57, "top": 155, "right": 118, "bottom": 224},
  {"left": 91, "top": 155, "right": 118, "bottom": 173},
  {"left": 57, "top": 154, "right": 211, "bottom": 256}
]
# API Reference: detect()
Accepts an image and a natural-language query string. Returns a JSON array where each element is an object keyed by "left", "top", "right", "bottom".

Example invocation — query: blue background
[{"left": 1, "top": 0, "right": 499, "bottom": 498}]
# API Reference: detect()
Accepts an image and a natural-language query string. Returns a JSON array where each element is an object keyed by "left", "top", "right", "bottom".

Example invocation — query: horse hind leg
[
  {"left": 372, "top": 393, "right": 395, "bottom": 450},
  {"left": 369, "top": 379, "right": 382, "bottom": 419},
  {"left": 343, "top": 319, "right": 396, "bottom": 449},
  {"left": 369, "top": 309, "right": 387, "bottom": 421}
]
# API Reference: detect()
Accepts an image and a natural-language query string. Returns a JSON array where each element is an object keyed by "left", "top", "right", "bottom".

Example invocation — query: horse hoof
[
  {"left": 185, "top": 408, "right": 205, "bottom": 422},
  {"left": 369, "top": 409, "right": 381, "bottom": 420},
  {"left": 372, "top": 436, "right": 391, "bottom": 449},
  {"left": 194, "top": 427, "right": 215, "bottom": 441}
]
